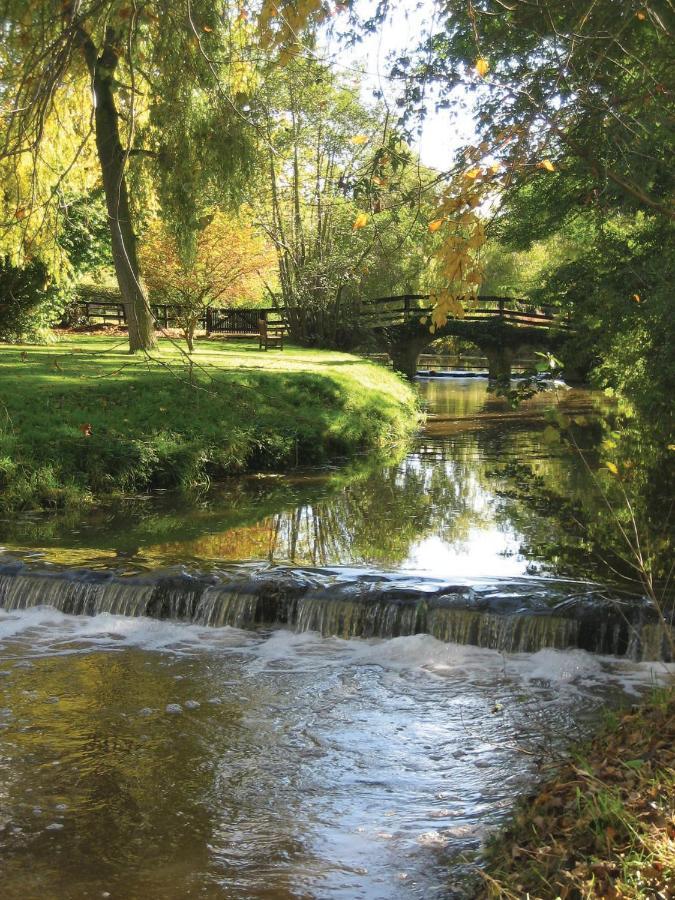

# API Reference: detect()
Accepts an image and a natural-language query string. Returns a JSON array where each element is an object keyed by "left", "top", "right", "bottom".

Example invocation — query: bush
[{"left": 0, "top": 256, "right": 66, "bottom": 342}]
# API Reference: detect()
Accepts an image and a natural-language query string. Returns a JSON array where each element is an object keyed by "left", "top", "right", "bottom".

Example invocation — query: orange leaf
[
  {"left": 538, "top": 159, "right": 555, "bottom": 172},
  {"left": 352, "top": 213, "right": 368, "bottom": 230},
  {"left": 428, "top": 219, "right": 444, "bottom": 233}
]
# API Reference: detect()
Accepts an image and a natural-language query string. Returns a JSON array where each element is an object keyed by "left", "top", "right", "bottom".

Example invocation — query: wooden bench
[{"left": 258, "top": 319, "right": 284, "bottom": 351}]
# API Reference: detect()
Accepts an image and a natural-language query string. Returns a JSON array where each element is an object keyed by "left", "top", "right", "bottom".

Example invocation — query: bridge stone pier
[{"left": 362, "top": 295, "right": 570, "bottom": 381}]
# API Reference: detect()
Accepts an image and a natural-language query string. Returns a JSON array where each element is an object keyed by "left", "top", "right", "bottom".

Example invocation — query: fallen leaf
[{"left": 79, "top": 423, "right": 93, "bottom": 437}]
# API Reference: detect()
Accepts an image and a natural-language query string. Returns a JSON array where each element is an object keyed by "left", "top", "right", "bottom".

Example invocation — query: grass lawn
[{"left": 0, "top": 334, "right": 420, "bottom": 509}]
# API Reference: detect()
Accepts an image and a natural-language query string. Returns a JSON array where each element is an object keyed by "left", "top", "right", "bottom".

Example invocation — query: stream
[{"left": 0, "top": 378, "right": 672, "bottom": 899}]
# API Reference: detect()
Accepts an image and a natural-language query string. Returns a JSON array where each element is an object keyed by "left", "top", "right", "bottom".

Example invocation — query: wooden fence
[{"left": 67, "top": 300, "right": 286, "bottom": 336}]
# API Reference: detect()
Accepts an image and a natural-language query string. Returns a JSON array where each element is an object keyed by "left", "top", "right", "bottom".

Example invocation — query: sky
[{"left": 317, "top": 0, "right": 478, "bottom": 173}]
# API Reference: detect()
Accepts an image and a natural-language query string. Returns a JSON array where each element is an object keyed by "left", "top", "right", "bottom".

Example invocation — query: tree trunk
[{"left": 85, "top": 28, "right": 156, "bottom": 352}]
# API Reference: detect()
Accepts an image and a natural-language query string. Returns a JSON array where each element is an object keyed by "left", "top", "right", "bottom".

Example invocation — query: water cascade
[{"left": 0, "top": 559, "right": 671, "bottom": 660}]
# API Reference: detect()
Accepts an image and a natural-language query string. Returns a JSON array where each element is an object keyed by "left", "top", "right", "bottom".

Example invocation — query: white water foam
[
  {"left": 0, "top": 608, "right": 671, "bottom": 695},
  {"left": 0, "top": 606, "right": 256, "bottom": 656}
]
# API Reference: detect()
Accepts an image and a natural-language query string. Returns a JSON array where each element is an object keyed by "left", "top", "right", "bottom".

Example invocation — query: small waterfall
[
  {"left": 0, "top": 560, "right": 671, "bottom": 661},
  {"left": 425, "top": 608, "right": 580, "bottom": 653}
]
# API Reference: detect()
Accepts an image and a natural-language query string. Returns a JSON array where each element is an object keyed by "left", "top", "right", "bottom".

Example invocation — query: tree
[
  {"left": 382, "top": 0, "right": 673, "bottom": 220},
  {"left": 0, "top": 1, "right": 257, "bottom": 352},
  {"left": 140, "top": 211, "right": 275, "bottom": 352},
  {"left": 256, "top": 56, "right": 443, "bottom": 346}
]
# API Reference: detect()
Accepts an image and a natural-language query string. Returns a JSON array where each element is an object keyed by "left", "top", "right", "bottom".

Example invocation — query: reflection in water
[{"left": 0, "top": 380, "right": 609, "bottom": 584}]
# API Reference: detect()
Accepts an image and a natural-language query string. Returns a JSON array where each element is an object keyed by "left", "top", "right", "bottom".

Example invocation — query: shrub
[{"left": 0, "top": 256, "right": 66, "bottom": 342}]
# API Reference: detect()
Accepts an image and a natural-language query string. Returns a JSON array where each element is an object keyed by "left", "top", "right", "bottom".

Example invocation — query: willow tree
[{"left": 0, "top": 0, "right": 256, "bottom": 351}]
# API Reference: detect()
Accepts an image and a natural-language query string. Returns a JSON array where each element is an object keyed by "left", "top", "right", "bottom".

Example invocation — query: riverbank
[
  {"left": 0, "top": 335, "right": 420, "bottom": 510},
  {"left": 479, "top": 687, "right": 675, "bottom": 899}
]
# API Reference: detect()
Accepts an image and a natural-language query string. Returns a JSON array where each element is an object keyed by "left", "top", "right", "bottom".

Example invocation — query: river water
[{"left": 0, "top": 379, "right": 672, "bottom": 899}]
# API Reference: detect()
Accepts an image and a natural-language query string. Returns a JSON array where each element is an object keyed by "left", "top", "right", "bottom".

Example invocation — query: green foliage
[
  {"left": 532, "top": 216, "right": 674, "bottom": 423},
  {"left": 396, "top": 0, "right": 673, "bottom": 219},
  {"left": 57, "top": 191, "right": 114, "bottom": 276},
  {"left": 0, "top": 257, "right": 66, "bottom": 342},
  {"left": 258, "top": 57, "right": 442, "bottom": 347}
]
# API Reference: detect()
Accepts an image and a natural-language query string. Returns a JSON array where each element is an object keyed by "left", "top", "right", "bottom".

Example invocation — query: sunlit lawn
[{"left": 0, "top": 334, "right": 419, "bottom": 508}]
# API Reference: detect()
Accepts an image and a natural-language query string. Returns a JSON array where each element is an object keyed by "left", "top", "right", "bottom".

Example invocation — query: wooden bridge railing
[{"left": 358, "top": 295, "right": 568, "bottom": 330}]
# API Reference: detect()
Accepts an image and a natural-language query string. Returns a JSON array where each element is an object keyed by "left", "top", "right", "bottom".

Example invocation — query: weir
[{"left": 0, "top": 560, "right": 671, "bottom": 661}]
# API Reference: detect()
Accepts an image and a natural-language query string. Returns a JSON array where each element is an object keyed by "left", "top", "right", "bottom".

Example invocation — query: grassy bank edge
[
  {"left": 477, "top": 687, "right": 675, "bottom": 899},
  {"left": 0, "top": 337, "right": 421, "bottom": 511}
]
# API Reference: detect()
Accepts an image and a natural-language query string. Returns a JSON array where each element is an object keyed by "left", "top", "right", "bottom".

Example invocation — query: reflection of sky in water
[{"left": 405, "top": 530, "right": 526, "bottom": 578}]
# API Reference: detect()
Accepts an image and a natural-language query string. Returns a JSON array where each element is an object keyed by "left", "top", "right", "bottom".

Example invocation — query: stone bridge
[{"left": 359, "top": 295, "right": 572, "bottom": 380}]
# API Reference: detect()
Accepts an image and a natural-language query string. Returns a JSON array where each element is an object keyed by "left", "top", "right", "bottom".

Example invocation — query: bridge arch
[{"left": 361, "top": 295, "right": 569, "bottom": 380}]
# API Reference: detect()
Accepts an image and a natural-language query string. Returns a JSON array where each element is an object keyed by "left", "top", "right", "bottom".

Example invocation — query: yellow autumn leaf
[
  {"left": 538, "top": 159, "right": 555, "bottom": 172},
  {"left": 352, "top": 213, "right": 368, "bottom": 230},
  {"left": 636, "top": 10, "right": 646, "bottom": 19},
  {"left": 489, "top": 163, "right": 501, "bottom": 175},
  {"left": 631, "top": 293, "right": 641, "bottom": 303},
  {"left": 667, "top": 444, "right": 675, "bottom": 451},
  {"left": 605, "top": 461, "right": 619, "bottom": 475},
  {"left": 475, "top": 58, "right": 489, "bottom": 77},
  {"left": 428, "top": 219, "right": 444, "bottom": 233},
  {"left": 464, "top": 168, "right": 481, "bottom": 180},
  {"left": 350, "top": 134, "right": 369, "bottom": 145}
]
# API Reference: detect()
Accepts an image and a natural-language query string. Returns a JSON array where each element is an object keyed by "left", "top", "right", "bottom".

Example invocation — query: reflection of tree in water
[
  {"left": 489, "top": 416, "right": 674, "bottom": 602},
  {"left": 265, "top": 439, "right": 496, "bottom": 567},
  {"left": 7, "top": 380, "right": 666, "bottom": 593}
]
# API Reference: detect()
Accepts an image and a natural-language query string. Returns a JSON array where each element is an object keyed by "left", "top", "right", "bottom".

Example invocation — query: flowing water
[{"left": 0, "top": 378, "right": 672, "bottom": 898}]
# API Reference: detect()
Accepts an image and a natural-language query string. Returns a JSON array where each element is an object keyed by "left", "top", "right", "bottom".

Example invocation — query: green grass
[{"left": 0, "top": 335, "right": 420, "bottom": 510}]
